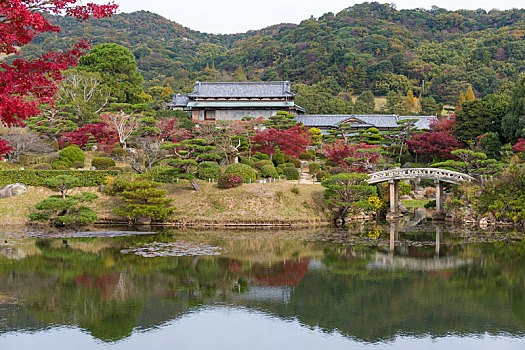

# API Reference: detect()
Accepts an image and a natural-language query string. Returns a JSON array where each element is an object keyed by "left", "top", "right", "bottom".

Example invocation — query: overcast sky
[{"left": 108, "top": 0, "right": 522, "bottom": 34}]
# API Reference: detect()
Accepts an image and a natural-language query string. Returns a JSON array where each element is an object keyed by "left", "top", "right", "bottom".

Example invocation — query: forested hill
[{"left": 23, "top": 2, "right": 525, "bottom": 108}]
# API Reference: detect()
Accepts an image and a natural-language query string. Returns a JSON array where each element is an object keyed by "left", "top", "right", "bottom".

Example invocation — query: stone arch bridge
[{"left": 366, "top": 168, "right": 475, "bottom": 214}]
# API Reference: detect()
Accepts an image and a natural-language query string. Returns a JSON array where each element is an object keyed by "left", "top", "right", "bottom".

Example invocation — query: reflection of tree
[{"left": 252, "top": 259, "right": 310, "bottom": 287}]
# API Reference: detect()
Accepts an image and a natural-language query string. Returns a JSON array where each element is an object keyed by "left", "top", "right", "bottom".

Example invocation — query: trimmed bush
[
  {"left": 0, "top": 170, "right": 119, "bottom": 187},
  {"left": 261, "top": 164, "right": 279, "bottom": 178},
  {"left": 72, "top": 161, "right": 85, "bottom": 169},
  {"left": 59, "top": 145, "right": 85, "bottom": 166},
  {"left": 196, "top": 161, "right": 221, "bottom": 180},
  {"left": 283, "top": 166, "right": 300, "bottom": 180},
  {"left": 299, "top": 150, "right": 316, "bottom": 160},
  {"left": 253, "top": 160, "right": 273, "bottom": 170},
  {"left": 218, "top": 174, "right": 244, "bottom": 189},
  {"left": 51, "top": 161, "right": 69, "bottom": 170},
  {"left": 273, "top": 152, "right": 285, "bottom": 165},
  {"left": 30, "top": 163, "right": 52, "bottom": 170},
  {"left": 316, "top": 170, "right": 330, "bottom": 181},
  {"left": 253, "top": 152, "right": 270, "bottom": 161},
  {"left": 308, "top": 163, "right": 321, "bottom": 174},
  {"left": 292, "top": 158, "right": 302, "bottom": 168},
  {"left": 224, "top": 163, "right": 257, "bottom": 182},
  {"left": 284, "top": 162, "right": 295, "bottom": 168},
  {"left": 91, "top": 157, "right": 116, "bottom": 170},
  {"left": 276, "top": 167, "right": 284, "bottom": 175},
  {"left": 328, "top": 167, "right": 344, "bottom": 175},
  {"left": 240, "top": 157, "right": 255, "bottom": 167}
]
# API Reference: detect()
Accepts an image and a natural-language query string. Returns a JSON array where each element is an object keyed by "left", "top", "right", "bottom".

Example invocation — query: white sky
[{"left": 106, "top": 0, "right": 522, "bottom": 34}]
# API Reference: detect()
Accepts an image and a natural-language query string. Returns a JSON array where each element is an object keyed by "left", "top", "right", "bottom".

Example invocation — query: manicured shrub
[
  {"left": 316, "top": 170, "right": 330, "bottom": 181},
  {"left": 51, "top": 161, "right": 69, "bottom": 170},
  {"left": 284, "top": 162, "right": 295, "bottom": 168},
  {"left": 253, "top": 152, "right": 270, "bottom": 161},
  {"left": 292, "top": 158, "right": 302, "bottom": 168},
  {"left": 240, "top": 157, "right": 255, "bottom": 167},
  {"left": 218, "top": 174, "right": 244, "bottom": 189},
  {"left": 197, "top": 161, "right": 221, "bottom": 180},
  {"left": 328, "top": 167, "right": 344, "bottom": 175},
  {"left": 0, "top": 170, "right": 119, "bottom": 187},
  {"left": 224, "top": 163, "right": 257, "bottom": 182},
  {"left": 30, "top": 163, "right": 52, "bottom": 170},
  {"left": 283, "top": 166, "right": 300, "bottom": 180},
  {"left": 261, "top": 164, "right": 279, "bottom": 178},
  {"left": 253, "top": 160, "right": 273, "bottom": 170},
  {"left": 59, "top": 145, "right": 85, "bottom": 166},
  {"left": 299, "top": 150, "right": 316, "bottom": 160},
  {"left": 276, "top": 167, "right": 284, "bottom": 175},
  {"left": 72, "top": 161, "right": 85, "bottom": 169},
  {"left": 308, "top": 163, "right": 321, "bottom": 174},
  {"left": 272, "top": 152, "right": 285, "bottom": 165},
  {"left": 91, "top": 157, "right": 116, "bottom": 170}
]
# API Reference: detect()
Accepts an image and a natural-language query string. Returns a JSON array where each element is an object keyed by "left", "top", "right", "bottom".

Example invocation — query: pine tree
[{"left": 234, "top": 66, "right": 247, "bottom": 82}]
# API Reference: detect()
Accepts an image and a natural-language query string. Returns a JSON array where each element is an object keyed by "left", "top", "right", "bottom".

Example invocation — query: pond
[{"left": 0, "top": 220, "right": 524, "bottom": 349}]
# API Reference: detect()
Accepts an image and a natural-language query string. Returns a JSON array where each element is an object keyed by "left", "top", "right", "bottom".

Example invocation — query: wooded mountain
[{"left": 22, "top": 2, "right": 525, "bottom": 108}]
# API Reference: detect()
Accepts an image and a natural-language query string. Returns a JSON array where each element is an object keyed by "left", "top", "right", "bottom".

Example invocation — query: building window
[{"left": 205, "top": 110, "right": 216, "bottom": 120}]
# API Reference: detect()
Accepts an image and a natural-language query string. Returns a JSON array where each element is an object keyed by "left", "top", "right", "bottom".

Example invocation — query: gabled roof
[
  {"left": 169, "top": 93, "right": 190, "bottom": 107},
  {"left": 187, "top": 81, "right": 295, "bottom": 98},
  {"left": 295, "top": 114, "right": 436, "bottom": 130}
]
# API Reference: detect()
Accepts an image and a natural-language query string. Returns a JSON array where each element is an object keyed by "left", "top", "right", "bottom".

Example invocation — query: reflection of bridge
[{"left": 366, "top": 168, "right": 475, "bottom": 215}]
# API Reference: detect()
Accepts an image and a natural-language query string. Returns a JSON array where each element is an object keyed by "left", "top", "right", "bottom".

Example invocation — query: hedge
[
  {"left": 224, "top": 163, "right": 257, "bottom": 182},
  {"left": 0, "top": 170, "right": 119, "bottom": 187},
  {"left": 283, "top": 167, "right": 300, "bottom": 180},
  {"left": 92, "top": 157, "right": 116, "bottom": 170}
]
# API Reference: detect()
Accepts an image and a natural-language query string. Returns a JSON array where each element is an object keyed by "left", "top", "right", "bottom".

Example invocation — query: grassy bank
[{"left": 0, "top": 181, "right": 329, "bottom": 226}]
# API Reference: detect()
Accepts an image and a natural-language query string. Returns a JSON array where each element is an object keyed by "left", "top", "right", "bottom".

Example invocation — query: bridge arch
[{"left": 366, "top": 168, "right": 475, "bottom": 215}]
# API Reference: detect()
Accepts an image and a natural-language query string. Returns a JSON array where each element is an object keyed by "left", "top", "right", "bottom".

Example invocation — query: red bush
[{"left": 217, "top": 174, "right": 244, "bottom": 189}]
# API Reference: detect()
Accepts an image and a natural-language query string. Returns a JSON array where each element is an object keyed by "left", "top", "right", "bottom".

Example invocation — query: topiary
[
  {"left": 308, "top": 163, "right": 321, "bottom": 174},
  {"left": 72, "top": 161, "right": 85, "bottom": 169},
  {"left": 292, "top": 158, "right": 302, "bottom": 168},
  {"left": 253, "top": 160, "right": 273, "bottom": 170},
  {"left": 240, "top": 157, "right": 255, "bottom": 167},
  {"left": 261, "top": 164, "right": 279, "bottom": 178},
  {"left": 224, "top": 163, "right": 257, "bottom": 182},
  {"left": 91, "top": 157, "right": 116, "bottom": 170},
  {"left": 284, "top": 162, "right": 295, "bottom": 168},
  {"left": 31, "top": 163, "right": 52, "bottom": 170},
  {"left": 316, "top": 170, "right": 330, "bottom": 182},
  {"left": 272, "top": 152, "right": 285, "bottom": 165},
  {"left": 51, "top": 161, "right": 69, "bottom": 170},
  {"left": 59, "top": 145, "right": 85, "bottom": 167},
  {"left": 328, "top": 167, "right": 344, "bottom": 175},
  {"left": 253, "top": 152, "right": 270, "bottom": 161},
  {"left": 283, "top": 166, "right": 300, "bottom": 180},
  {"left": 218, "top": 173, "right": 244, "bottom": 189},
  {"left": 276, "top": 167, "right": 284, "bottom": 175},
  {"left": 299, "top": 150, "right": 316, "bottom": 160},
  {"left": 196, "top": 161, "right": 221, "bottom": 180}
]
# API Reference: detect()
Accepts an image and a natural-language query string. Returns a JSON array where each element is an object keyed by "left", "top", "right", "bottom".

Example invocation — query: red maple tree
[
  {"left": 407, "top": 131, "right": 462, "bottom": 161},
  {"left": 512, "top": 138, "right": 525, "bottom": 153},
  {"left": 0, "top": 0, "right": 117, "bottom": 158},
  {"left": 59, "top": 121, "right": 119, "bottom": 151},
  {"left": 252, "top": 125, "right": 311, "bottom": 160},
  {"left": 430, "top": 114, "right": 457, "bottom": 133}
]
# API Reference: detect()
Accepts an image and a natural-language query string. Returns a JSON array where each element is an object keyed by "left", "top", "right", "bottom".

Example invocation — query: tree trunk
[{"left": 190, "top": 178, "right": 200, "bottom": 191}]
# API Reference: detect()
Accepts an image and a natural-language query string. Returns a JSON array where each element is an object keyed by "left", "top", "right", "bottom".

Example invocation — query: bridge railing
[{"left": 366, "top": 168, "right": 475, "bottom": 184}]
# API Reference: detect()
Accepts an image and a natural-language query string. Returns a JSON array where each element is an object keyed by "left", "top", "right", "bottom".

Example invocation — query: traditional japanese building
[
  {"left": 294, "top": 114, "right": 436, "bottom": 133},
  {"left": 168, "top": 81, "right": 305, "bottom": 122}
]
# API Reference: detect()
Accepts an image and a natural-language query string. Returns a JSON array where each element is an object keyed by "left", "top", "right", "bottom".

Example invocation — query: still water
[{"left": 0, "top": 221, "right": 524, "bottom": 349}]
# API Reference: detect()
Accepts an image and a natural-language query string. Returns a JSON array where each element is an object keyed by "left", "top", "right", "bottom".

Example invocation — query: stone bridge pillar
[
  {"left": 388, "top": 180, "right": 399, "bottom": 214},
  {"left": 435, "top": 180, "right": 444, "bottom": 212}
]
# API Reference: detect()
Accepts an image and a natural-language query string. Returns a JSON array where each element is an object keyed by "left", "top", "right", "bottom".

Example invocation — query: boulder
[
  {"left": 400, "top": 194, "right": 413, "bottom": 201},
  {"left": 300, "top": 161, "right": 308, "bottom": 168},
  {"left": 0, "top": 183, "right": 27, "bottom": 199}
]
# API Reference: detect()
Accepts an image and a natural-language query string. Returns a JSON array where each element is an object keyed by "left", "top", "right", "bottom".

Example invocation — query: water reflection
[{"left": 0, "top": 225, "right": 524, "bottom": 347}]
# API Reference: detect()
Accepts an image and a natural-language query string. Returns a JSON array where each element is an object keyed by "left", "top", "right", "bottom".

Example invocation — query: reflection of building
[
  {"left": 294, "top": 114, "right": 435, "bottom": 133},
  {"left": 168, "top": 81, "right": 305, "bottom": 122}
]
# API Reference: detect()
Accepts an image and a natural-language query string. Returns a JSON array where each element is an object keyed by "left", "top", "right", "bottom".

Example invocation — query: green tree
[
  {"left": 29, "top": 175, "right": 98, "bottom": 226},
  {"left": 321, "top": 173, "right": 377, "bottom": 224},
  {"left": 112, "top": 175, "right": 173, "bottom": 223},
  {"left": 384, "top": 90, "right": 404, "bottom": 114},
  {"left": 79, "top": 43, "right": 144, "bottom": 104},
  {"left": 479, "top": 132, "right": 502, "bottom": 160},
  {"left": 420, "top": 96, "right": 440, "bottom": 115},
  {"left": 263, "top": 111, "right": 298, "bottom": 130},
  {"left": 355, "top": 90, "right": 375, "bottom": 113},
  {"left": 501, "top": 77, "right": 525, "bottom": 142}
]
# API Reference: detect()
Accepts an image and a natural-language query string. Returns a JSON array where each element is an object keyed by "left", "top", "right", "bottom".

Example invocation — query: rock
[
  {"left": 398, "top": 204, "right": 408, "bottom": 213},
  {"left": 0, "top": 183, "right": 27, "bottom": 199},
  {"left": 479, "top": 217, "right": 490, "bottom": 228},
  {"left": 400, "top": 194, "right": 413, "bottom": 201},
  {"left": 300, "top": 161, "right": 308, "bottom": 168},
  {"left": 426, "top": 194, "right": 436, "bottom": 200},
  {"left": 425, "top": 187, "right": 436, "bottom": 195}
]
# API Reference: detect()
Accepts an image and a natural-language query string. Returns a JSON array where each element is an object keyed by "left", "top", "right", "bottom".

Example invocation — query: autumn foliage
[
  {"left": 252, "top": 125, "right": 311, "bottom": 159},
  {"left": 320, "top": 140, "right": 381, "bottom": 172},
  {"left": 0, "top": 0, "right": 117, "bottom": 157},
  {"left": 59, "top": 122, "right": 119, "bottom": 150},
  {"left": 407, "top": 131, "right": 462, "bottom": 160}
]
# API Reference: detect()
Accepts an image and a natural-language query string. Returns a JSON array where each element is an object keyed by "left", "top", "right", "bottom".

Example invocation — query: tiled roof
[
  {"left": 170, "top": 93, "right": 190, "bottom": 106},
  {"left": 296, "top": 114, "right": 436, "bottom": 130},
  {"left": 187, "top": 81, "right": 294, "bottom": 98}
]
